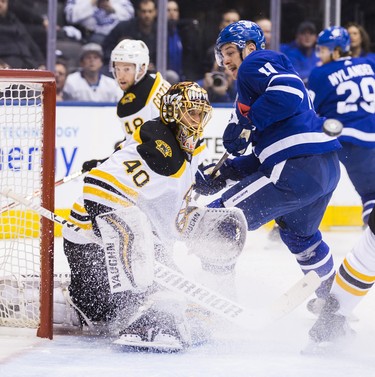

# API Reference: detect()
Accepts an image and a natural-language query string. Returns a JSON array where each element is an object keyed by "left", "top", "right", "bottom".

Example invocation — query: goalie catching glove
[{"left": 183, "top": 206, "right": 247, "bottom": 271}]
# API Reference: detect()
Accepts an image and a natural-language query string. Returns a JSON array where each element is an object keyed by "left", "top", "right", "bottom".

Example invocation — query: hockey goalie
[{"left": 59, "top": 82, "right": 247, "bottom": 351}]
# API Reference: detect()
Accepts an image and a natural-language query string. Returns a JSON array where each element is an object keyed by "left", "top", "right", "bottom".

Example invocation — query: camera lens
[
  {"left": 211, "top": 72, "right": 226, "bottom": 87},
  {"left": 213, "top": 77, "right": 223, "bottom": 86}
]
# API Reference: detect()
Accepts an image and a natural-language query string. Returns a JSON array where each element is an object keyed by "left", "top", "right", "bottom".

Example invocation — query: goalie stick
[
  {"left": 0, "top": 170, "right": 84, "bottom": 214},
  {"left": 0, "top": 188, "right": 321, "bottom": 331}
]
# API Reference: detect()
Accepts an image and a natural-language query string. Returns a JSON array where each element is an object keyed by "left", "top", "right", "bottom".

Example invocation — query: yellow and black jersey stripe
[
  {"left": 336, "top": 257, "right": 375, "bottom": 296},
  {"left": 68, "top": 200, "right": 93, "bottom": 231},
  {"left": 84, "top": 168, "right": 137, "bottom": 209}
]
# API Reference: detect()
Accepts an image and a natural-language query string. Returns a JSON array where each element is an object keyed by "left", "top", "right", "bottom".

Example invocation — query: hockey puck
[{"left": 322, "top": 119, "right": 343, "bottom": 137}]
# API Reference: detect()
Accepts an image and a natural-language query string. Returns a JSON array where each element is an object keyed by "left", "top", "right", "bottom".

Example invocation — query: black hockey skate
[
  {"left": 302, "top": 294, "right": 355, "bottom": 355},
  {"left": 113, "top": 309, "right": 189, "bottom": 352},
  {"left": 309, "top": 295, "right": 348, "bottom": 343}
]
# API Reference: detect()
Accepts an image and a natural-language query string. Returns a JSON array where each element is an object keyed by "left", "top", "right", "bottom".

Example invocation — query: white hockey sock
[{"left": 332, "top": 227, "right": 375, "bottom": 316}]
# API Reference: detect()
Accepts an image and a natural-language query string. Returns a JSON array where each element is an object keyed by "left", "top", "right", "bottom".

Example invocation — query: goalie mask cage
[{"left": 0, "top": 70, "right": 56, "bottom": 339}]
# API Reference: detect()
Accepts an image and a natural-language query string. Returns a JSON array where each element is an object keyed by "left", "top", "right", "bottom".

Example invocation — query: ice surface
[{"left": 1, "top": 228, "right": 375, "bottom": 377}]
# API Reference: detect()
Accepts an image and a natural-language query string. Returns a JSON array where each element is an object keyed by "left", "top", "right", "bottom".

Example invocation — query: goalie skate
[
  {"left": 114, "top": 328, "right": 184, "bottom": 352},
  {"left": 113, "top": 308, "right": 186, "bottom": 352},
  {"left": 113, "top": 291, "right": 191, "bottom": 352}
]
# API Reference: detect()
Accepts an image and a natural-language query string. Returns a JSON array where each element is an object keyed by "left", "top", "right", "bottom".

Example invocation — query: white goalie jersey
[{"left": 81, "top": 118, "right": 207, "bottom": 245}]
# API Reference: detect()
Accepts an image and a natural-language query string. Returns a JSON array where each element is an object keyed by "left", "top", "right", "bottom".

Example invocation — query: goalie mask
[
  {"left": 317, "top": 26, "right": 350, "bottom": 53},
  {"left": 110, "top": 39, "right": 150, "bottom": 84},
  {"left": 160, "top": 82, "right": 212, "bottom": 153},
  {"left": 215, "top": 20, "right": 265, "bottom": 67}
]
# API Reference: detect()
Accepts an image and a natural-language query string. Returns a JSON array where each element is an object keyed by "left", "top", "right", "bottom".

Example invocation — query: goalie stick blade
[
  {"left": 152, "top": 263, "right": 249, "bottom": 328},
  {"left": 270, "top": 271, "right": 321, "bottom": 320}
]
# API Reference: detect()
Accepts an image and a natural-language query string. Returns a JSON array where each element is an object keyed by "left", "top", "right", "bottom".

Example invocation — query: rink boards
[{"left": 1, "top": 103, "right": 363, "bottom": 237}]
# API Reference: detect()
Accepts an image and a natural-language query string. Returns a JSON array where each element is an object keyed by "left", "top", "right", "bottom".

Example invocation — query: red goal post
[{"left": 0, "top": 70, "right": 56, "bottom": 339}]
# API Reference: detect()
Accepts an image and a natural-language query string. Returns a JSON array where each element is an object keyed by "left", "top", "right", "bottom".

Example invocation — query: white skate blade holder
[{"left": 113, "top": 334, "right": 184, "bottom": 352}]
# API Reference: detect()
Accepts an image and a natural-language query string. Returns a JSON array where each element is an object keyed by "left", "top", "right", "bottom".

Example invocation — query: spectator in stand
[
  {"left": 55, "top": 60, "right": 68, "bottom": 102},
  {"left": 280, "top": 21, "right": 320, "bottom": 84},
  {"left": 9, "top": 0, "right": 49, "bottom": 58},
  {"left": 202, "top": 9, "right": 241, "bottom": 75},
  {"left": 56, "top": 0, "right": 86, "bottom": 73},
  {"left": 167, "top": 0, "right": 181, "bottom": 80},
  {"left": 63, "top": 43, "right": 122, "bottom": 102},
  {"left": 254, "top": 17, "right": 272, "bottom": 49},
  {"left": 0, "top": 0, "right": 45, "bottom": 69},
  {"left": 167, "top": 0, "right": 199, "bottom": 82},
  {"left": 346, "top": 22, "right": 375, "bottom": 62},
  {"left": 102, "top": 0, "right": 158, "bottom": 74},
  {"left": 166, "top": 0, "right": 200, "bottom": 81},
  {"left": 65, "top": 0, "right": 135, "bottom": 45},
  {"left": 197, "top": 62, "right": 237, "bottom": 103},
  {"left": 0, "top": 59, "right": 10, "bottom": 69}
]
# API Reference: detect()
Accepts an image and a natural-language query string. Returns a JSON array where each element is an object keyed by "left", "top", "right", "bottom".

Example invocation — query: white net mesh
[{"left": 0, "top": 82, "right": 44, "bottom": 328}]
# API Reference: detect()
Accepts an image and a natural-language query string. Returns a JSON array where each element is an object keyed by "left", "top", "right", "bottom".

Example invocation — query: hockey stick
[
  {"left": 54, "top": 169, "right": 85, "bottom": 187},
  {"left": 0, "top": 170, "right": 84, "bottom": 214},
  {"left": 208, "top": 152, "right": 230, "bottom": 176},
  {"left": 194, "top": 127, "right": 251, "bottom": 201},
  {"left": 0, "top": 188, "right": 321, "bottom": 330},
  {"left": 194, "top": 152, "right": 229, "bottom": 201}
]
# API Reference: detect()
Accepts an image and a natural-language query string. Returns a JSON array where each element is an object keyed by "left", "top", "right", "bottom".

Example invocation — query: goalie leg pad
[
  {"left": 184, "top": 207, "right": 247, "bottom": 270},
  {"left": 96, "top": 206, "right": 155, "bottom": 294}
]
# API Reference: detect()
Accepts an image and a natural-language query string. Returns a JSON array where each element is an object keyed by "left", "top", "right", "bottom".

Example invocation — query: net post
[{"left": 37, "top": 78, "right": 56, "bottom": 339}]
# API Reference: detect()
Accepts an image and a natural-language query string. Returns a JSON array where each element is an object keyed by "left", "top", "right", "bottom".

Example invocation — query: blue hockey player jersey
[
  {"left": 235, "top": 49, "right": 341, "bottom": 168},
  {"left": 308, "top": 56, "right": 375, "bottom": 148}
]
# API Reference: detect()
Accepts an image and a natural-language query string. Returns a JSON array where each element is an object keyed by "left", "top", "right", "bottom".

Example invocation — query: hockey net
[{"left": 0, "top": 70, "right": 56, "bottom": 339}]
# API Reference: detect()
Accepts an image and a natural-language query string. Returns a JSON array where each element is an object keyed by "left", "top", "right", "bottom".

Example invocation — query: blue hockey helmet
[
  {"left": 215, "top": 20, "right": 266, "bottom": 66},
  {"left": 317, "top": 26, "right": 350, "bottom": 53}
]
